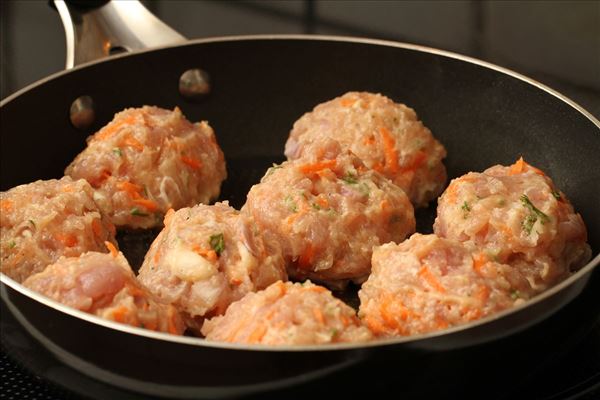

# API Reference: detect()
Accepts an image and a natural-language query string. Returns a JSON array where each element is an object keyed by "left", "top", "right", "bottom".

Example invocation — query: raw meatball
[
  {"left": 23, "top": 247, "right": 184, "bottom": 334},
  {"left": 359, "top": 234, "right": 532, "bottom": 337},
  {"left": 433, "top": 158, "right": 591, "bottom": 293},
  {"left": 1, "top": 177, "right": 116, "bottom": 283},
  {"left": 285, "top": 92, "right": 447, "bottom": 207},
  {"left": 137, "top": 202, "right": 287, "bottom": 330},
  {"left": 65, "top": 106, "right": 226, "bottom": 229},
  {"left": 242, "top": 139, "right": 415, "bottom": 286},
  {"left": 202, "top": 280, "right": 373, "bottom": 345}
]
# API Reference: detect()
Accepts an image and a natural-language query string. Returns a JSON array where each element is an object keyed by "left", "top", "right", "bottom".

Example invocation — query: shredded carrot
[
  {"left": 305, "top": 285, "right": 328, "bottom": 293},
  {"left": 312, "top": 307, "right": 325, "bottom": 324},
  {"left": 122, "top": 135, "right": 144, "bottom": 151},
  {"left": 192, "top": 245, "right": 218, "bottom": 262},
  {"left": 181, "top": 156, "right": 202, "bottom": 170},
  {"left": 61, "top": 184, "right": 75, "bottom": 193},
  {"left": 248, "top": 324, "right": 267, "bottom": 343},
  {"left": 298, "top": 160, "right": 336, "bottom": 175},
  {"left": 1, "top": 199, "right": 13, "bottom": 212},
  {"left": 362, "top": 135, "right": 376, "bottom": 146},
  {"left": 418, "top": 265, "right": 446, "bottom": 293},
  {"left": 509, "top": 157, "right": 545, "bottom": 176},
  {"left": 91, "top": 218, "right": 103, "bottom": 237},
  {"left": 400, "top": 150, "right": 427, "bottom": 172},
  {"left": 340, "top": 97, "right": 357, "bottom": 107},
  {"left": 105, "top": 241, "right": 118, "bottom": 257},
  {"left": 230, "top": 278, "right": 242, "bottom": 286},
  {"left": 365, "top": 315, "right": 387, "bottom": 335},
  {"left": 472, "top": 252, "right": 487, "bottom": 275},
  {"left": 434, "top": 316, "right": 449, "bottom": 329},
  {"left": 117, "top": 181, "right": 143, "bottom": 198},
  {"left": 133, "top": 198, "right": 159, "bottom": 212},
  {"left": 95, "top": 115, "right": 135, "bottom": 141},
  {"left": 298, "top": 244, "right": 315, "bottom": 269},
  {"left": 316, "top": 196, "right": 329, "bottom": 208},
  {"left": 476, "top": 285, "right": 490, "bottom": 303},
  {"left": 379, "top": 126, "right": 399, "bottom": 174},
  {"left": 55, "top": 233, "right": 78, "bottom": 247},
  {"left": 340, "top": 315, "right": 350, "bottom": 327},
  {"left": 111, "top": 306, "right": 129, "bottom": 323}
]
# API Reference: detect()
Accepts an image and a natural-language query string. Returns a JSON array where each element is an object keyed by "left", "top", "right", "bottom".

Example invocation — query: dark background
[{"left": 1, "top": 0, "right": 599, "bottom": 118}]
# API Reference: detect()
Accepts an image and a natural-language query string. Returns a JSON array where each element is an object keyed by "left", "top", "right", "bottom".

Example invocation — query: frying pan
[{"left": 1, "top": 1, "right": 599, "bottom": 398}]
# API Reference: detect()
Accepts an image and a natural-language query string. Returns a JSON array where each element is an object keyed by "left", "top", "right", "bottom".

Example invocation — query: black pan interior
[{"left": 1, "top": 38, "right": 598, "bottom": 254}]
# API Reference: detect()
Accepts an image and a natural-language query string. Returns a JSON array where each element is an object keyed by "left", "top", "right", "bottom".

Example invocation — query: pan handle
[{"left": 53, "top": 0, "right": 186, "bottom": 69}]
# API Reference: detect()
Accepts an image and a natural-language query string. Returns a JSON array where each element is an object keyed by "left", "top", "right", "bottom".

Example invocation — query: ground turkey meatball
[
  {"left": 137, "top": 202, "right": 287, "bottom": 331},
  {"left": 1, "top": 177, "right": 117, "bottom": 283},
  {"left": 359, "top": 234, "right": 532, "bottom": 337},
  {"left": 242, "top": 139, "right": 415, "bottom": 287},
  {"left": 202, "top": 280, "right": 373, "bottom": 345},
  {"left": 23, "top": 247, "right": 184, "bottom": 334},
  {"left": 434, "top": 158, "right": 591, "bottom": 293},
  {"left": 285, "top": 92, "right": 447, "bottom": 208},
  {"left": 65, "top": 106, "right": 226, "bottom": 229}
]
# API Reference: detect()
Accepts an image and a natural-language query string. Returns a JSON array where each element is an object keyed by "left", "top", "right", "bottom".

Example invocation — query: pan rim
[
  {"left": 2, "top": 251, "right": 599, "bottom": 352},
  {"left": 1, "top": 34, "right": 599, "bottom": 127},
  {"left": 1, "top": 34, "right": 599, "bottom": 352}
]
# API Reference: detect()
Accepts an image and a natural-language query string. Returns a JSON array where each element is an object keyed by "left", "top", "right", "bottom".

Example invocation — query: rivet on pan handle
[{"left": 53, "top": 0, "right": 186, "bottom": 69}]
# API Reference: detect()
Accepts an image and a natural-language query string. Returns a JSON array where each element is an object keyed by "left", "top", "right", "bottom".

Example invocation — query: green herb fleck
[
  {"left": 130, "top": 207, "right": 149, "bottom": 217},
  {"left": 28, "top": 219, "right": 36, "bottom": 227},
  {"left": 284, "top": 195, "right": 298, "bottom": 212},
  {"left": 341, "top": 172, "right": 358, "bottom": 184},
  {"left": 8, "top": 240, "right": 16, "bottom": 249},
  {"left": 209, "top": 233, "right": 225, "bottom": 255},
  {"left": 358, "top": 182, "right": 370, "bottom": 198},
  {"left": 265, "top": 163, "right": 283, "bottom": 177},
  {"left": 330, "top": 328, "right": 339, "bottom": 338},
  {"left": 112, "top": 147, "right": 122, "bottom": 157},
  {"left": 511, "top": 290, "right": 521, "bottom": 300},
  {"left": 461, "top": 201, "right": 471, "bottom": 218},
  {"left": 551, "top": 190, "right": 561, "bottom": 200},
  {"left": 311, "top": 203, "right": 321, "bottom": 210},
  {"left": 520, "top": 194, "right": 549, "bottom": 235}
]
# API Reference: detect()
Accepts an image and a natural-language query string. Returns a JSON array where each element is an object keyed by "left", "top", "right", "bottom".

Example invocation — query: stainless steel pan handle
[{"left": 54, "top": 0, "right": 186, "bottom": 68}]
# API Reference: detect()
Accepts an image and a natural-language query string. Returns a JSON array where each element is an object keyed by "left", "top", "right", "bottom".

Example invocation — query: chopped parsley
[
  {"left": 112, "top": 147, "right": 122, "bottom": 157},
  {"left": 461, "top": 201, "right": 471, "bottom": 218},
  {"left": 520, "top": 194, "right": 549, "bottom": 235},
  {"left": 265, "top": 163, "right": 283, "bottom": 177},
  {"left": 130, "top": 207, "right": 149, "bottom": 216},
  {"left": 341, "top": 172, "right": 358, "bottom": 184},
  {"left": 311, "top": 203, "right": 321, "bottom": 210},
  {"left": 284, "top": 195, "right": 298, "bottom": 212},
  {"left": 551, "top": 190, "right": 561, "bottom": 200},
  {"left": 28, "top": 219, "right": 36, "bottom": 227},
  {"left": 209, "top": 233, "right": 225, "bottom": 255},
  {"left": 511, "top": 290, "right": 521, "bottom": 300},
  {"left": 8, "top": 240, "right": 16, "bottom": 249},
  {"left": 358, "top": 182, "right": 370, "bottom": 198},
  {"left": 330, "top": 328, "right": 339, "bottom": 338}
]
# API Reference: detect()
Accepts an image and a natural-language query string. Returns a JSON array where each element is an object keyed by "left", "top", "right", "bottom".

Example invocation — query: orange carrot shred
[
  {"left": 95, "top": 115, "right": 135, "bottom": 141},
  {"left": 192, "top": 245, "right": 218, "bottom": 262},
  {"left": 298, "top": 160, "right": 336, "bottom": 175},
  {"left": 122, "top": 135, "right": 144, "bottom": 151},
  {"left": 167, "top": 307, "right": 179, "bottom": 334},
  {"left": 1, "top": 199, "right": 13, "bottom": 212},
  {"left": 181, "top": 156, "right": 203, "bottom": 170},
  {"left": 472, "top": 252, "right": 487, "bottom": 275},
  {"left": 298, "top": 244, "right": 315, "bottom": 269},
  {"left": 248, "top": 324, "right": 267, "bottom": 343},
  {"left": 105, "top": 241, "right": 118, "bottom": 257},
  {"left": 117, "top": 181, "right": 143, "bottom": 198},
  {"left": 133, "top": 198, "right": 159, "bottom": 212},
  {"left": 312, "top": 307, "right": 325, "bottom": 324},
  {"left": 91, "top": 218, "right": 103, "bottom": 237},
  {"left": 111, "top": 306, "right": 129, "bottom": 323},
  {"left": 340, "top": 97, "right": 357, "bottom": 107},
  {"left": 55, "top": 233, "right": 78, "bottom": 247},
  {"left": 509, "top": 157, "right": 545, "bottom": 176},
  {"left": 418, "top": 265, "right": 446, "bottom": 293},
  {"left": 379, "top": 126, "right": 399, "bottom": 174}
]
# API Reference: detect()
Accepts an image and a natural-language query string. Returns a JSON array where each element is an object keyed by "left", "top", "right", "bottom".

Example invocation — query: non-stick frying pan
[{"left": 1, "top": 1, "right": 599, "bottom": 398}]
